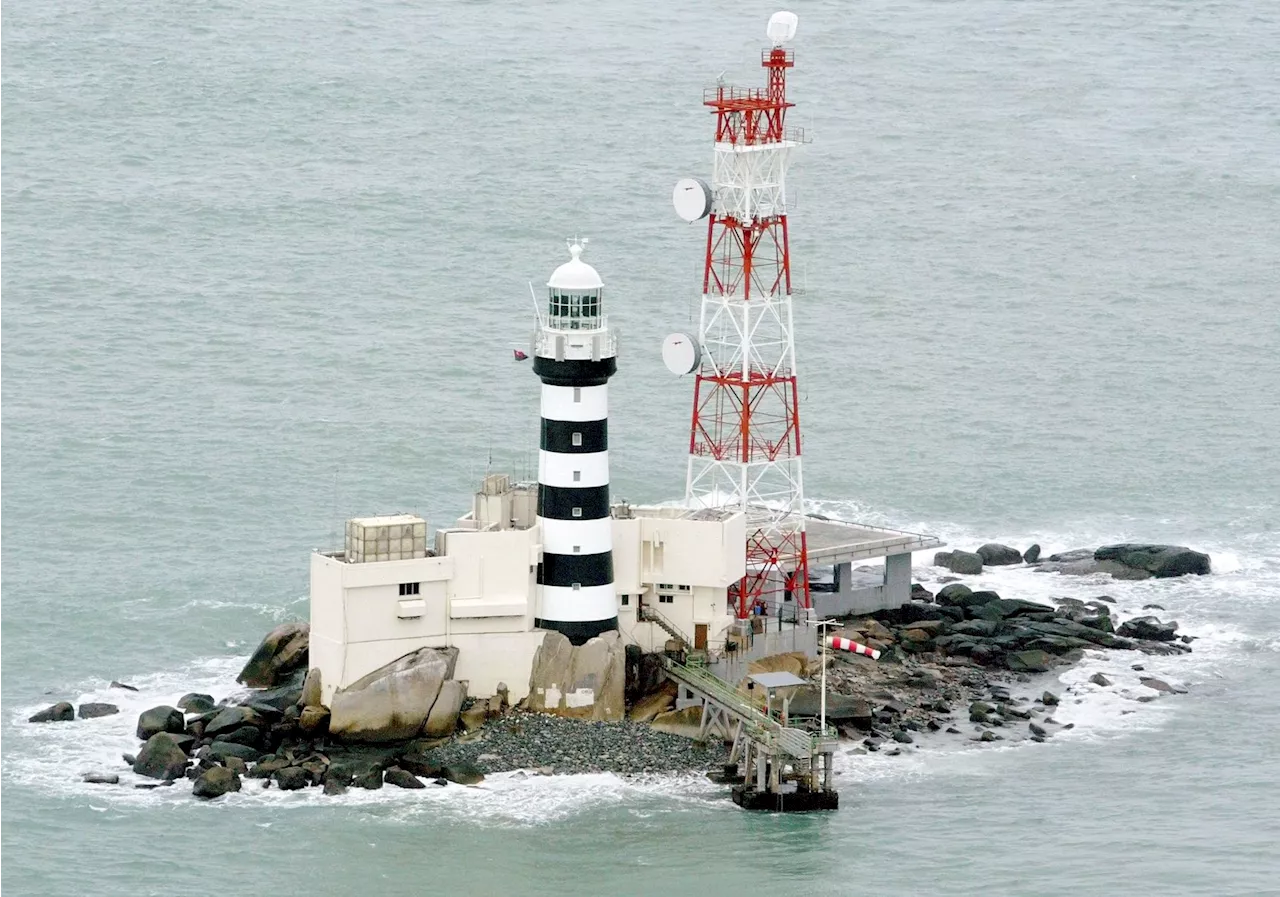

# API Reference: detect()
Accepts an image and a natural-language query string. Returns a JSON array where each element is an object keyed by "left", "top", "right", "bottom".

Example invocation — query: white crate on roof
[{"left": 345, "top": 514, "right": 427, "bottom": 563}]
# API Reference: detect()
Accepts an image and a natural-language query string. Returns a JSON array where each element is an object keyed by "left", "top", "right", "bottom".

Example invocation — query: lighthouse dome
[{"left": 547, "top": 242, "right": 604, "bottom": 291}]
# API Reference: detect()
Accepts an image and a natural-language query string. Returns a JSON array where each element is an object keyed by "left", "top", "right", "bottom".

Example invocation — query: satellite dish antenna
[
  {"left": 672, "top": 177, "right": 712, "bottom": 223},
  {"left": 766, "top": 11, "right": 798, "bottom": 46},
  {"left": 662, "top": 332, "right": 701, "bottom": 375}
]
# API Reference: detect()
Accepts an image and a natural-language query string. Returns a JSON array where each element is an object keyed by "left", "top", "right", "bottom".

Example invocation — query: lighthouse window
[
  {"left": 620, "top": 593, "right": 630, "bottom": 606},
  {"left": 573, "top": 470, "right": 581, "bottom": 482},
  {"left": 659, "top": 594, "right": 674, "bottom": 605},
  {"left": 573, "top": 388, "right": 581, "bottom": 403},
  {"left": 572, "top": 507, "right": 583, "bottom": 518},
  {"left": 398, "top": 582, "right": 420, "bottom": 596},
  {"left": 571, "top": 431, "right": 582, "bottom": 446},
  {"left": 572, "top": 582, "right": 582, "bottom": 591}
]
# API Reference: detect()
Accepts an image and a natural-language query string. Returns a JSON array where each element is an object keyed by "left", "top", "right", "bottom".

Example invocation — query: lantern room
[{"left": 546, "top": 242, "right": 604, "bottom": 330}]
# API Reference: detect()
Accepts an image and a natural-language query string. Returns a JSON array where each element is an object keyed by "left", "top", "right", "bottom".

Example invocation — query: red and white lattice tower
[{"left": 667, "top": 12, "right": 809, "bottom": 620}]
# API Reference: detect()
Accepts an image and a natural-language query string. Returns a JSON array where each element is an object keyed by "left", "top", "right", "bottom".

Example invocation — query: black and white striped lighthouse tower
[{"left": 532, "top": 242, "right": 618, "bottom": 645}]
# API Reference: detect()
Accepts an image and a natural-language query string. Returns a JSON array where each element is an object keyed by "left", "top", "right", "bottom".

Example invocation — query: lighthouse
[{"left": 533, "top": 242, "right": 619, "bottom": 645}]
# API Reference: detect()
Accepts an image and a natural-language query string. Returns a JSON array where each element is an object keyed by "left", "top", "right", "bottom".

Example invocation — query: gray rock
[
  {"left": 323, "top": 777, "right": 348, "bottom": 796},
  {"left": 136, "top": 706, "right": 184, "bottom": 740},
  {"left": 300, "top": 668, "right": 323, "bottom": 708},
  {"left": 1022, "top": 544, "right": 1042, "bottom": 563},
  {"left": 1094, "top": 544, "right": 1211, "bottom": 578},
  {"left": 891, "top": 730, "right": 914, "bottom": 744},
  {"left": 274, "top": 767, "right": 309, "bottom": 790},
  {"left": 1005, "top": 650, "right": 1054, "bottom": 673},
  {"left": 977, "top": 543, "right": 1023, "bottom": 566},
  {"left": 1140, "top": 677, "right": 1186, "bottom": 694},
  {"left": 204, "top": 707, "right": 265, "bottom": 739},
  {"left": 299, "top": 706, "right": 331, "bottom": 736},
  {"left": 224, "top": 756, "right": 249, "bottom": 775},
  {"left": 1089, "top": 672, "right": 1113, "bottom": 687},
  {"left": 423, "top": 680, "right": 466, "bottom": 737},
  {"left": 109, "top": 681, "right": 139, "bottom": 692},
  {"left": 177, "top": 693, "right": 216, "bottom": 714},
  {"left": 237, "top": 622, "right": 310, "bottom": 688},
  {"left": 329, "top": 646, "right": 458, "bottom": 742},
  {"left": 133, "top": 733, "right": 189, "bottom": 780},
  {"left": 399, "top": 746, "right": 444, "bottom": 779},
  {"left": 1048, "top": 549, "right": 1095, "bottom": 563},
  {"left": 972, "top": 598, "right": 1054, "bottom": 621},
  {"left": 1117, "top": 616, "right": 1179, "bottom": 642},
  {"left": 193, "top": 766, "right": 242, "bottom": 799},
  {"left": 933, "top": 551, "right": 954, "bottom": 568},
  {"left": 78, "top": 703, "right": 120, "bottom": 719},
  {"left": 28, "top": 702, "right": 75, "bottom": 723},
  {"left": 1042, "top": 691, "right": 1059, "bottom": 706},
  {"left": 527, "top": 630, "right": 626, "bottom": 721},
  {"left": 352, "top": 766, "right": 384, "bottom": 790},
  {"left": 442, "top": 763, "right": 485, "bottom": 785},
  {"left": 206, "top": 741, "right": 263, "bottom": 763},
  {"left": 947, "top": 551, "right": 984, "bottom": 576},
  {"left": 83, "top": 773, "right": 120, "bottom": 785},
  {"left": 384, "top": 767, "right": 426, "bottom": 789},
  {"left": 219, "top": 725, "right": 264, "bottom": 748}
]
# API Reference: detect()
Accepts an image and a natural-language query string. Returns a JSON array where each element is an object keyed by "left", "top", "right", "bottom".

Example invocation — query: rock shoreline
[{"left": 32, "top": 538, "right": 1203, "bottom": 798}]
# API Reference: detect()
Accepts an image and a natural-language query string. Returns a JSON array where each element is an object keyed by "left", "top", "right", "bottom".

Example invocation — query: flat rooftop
[{"left": 803, "top": 515, "right": 944, "bottom": 564}]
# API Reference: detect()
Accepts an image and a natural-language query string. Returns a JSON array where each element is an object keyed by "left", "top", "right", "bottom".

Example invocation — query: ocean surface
[{"left": 3, "top": 1, "right": 1279, "bottom": 894}]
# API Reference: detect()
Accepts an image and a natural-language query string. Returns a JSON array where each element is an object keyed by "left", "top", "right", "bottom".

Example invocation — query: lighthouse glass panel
[{"left": 548, "top": 289, "right": 602, "bottom": 330}]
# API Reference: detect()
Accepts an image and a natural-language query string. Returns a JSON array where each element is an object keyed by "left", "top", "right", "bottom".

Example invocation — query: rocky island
[{"left": 28, "top": 541, "right": 1206, "bottom": 799}]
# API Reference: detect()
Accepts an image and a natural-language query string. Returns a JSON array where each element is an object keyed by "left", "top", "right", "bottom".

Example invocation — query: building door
[{"left": 695, "top": 623, "right": 708, "bottom": 651}]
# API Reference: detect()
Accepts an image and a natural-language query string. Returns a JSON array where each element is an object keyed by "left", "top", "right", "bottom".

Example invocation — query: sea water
[{"left": 3, "top": 1, "right": 1278, "bottom": 894}]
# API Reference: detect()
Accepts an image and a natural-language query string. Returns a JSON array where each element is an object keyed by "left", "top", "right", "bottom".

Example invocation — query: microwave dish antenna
[{"left": 766, "top": 11, "right": 798, "bottom": 46}]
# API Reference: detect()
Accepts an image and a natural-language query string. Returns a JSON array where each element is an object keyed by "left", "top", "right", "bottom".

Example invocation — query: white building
[{"left": 309, "top": 474, "right": 748, "bottom": 706}]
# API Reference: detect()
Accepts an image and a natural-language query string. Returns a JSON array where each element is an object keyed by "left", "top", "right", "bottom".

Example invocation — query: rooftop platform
[{"left": 803, "top": 516, "right": 944, "bottom": 565}]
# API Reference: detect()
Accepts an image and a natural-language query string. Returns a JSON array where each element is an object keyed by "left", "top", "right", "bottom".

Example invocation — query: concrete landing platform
[{"left": 804, "top": 516, "right": 943, "bottom": 565}]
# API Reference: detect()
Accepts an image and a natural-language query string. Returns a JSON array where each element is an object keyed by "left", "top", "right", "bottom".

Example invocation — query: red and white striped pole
[{"left": 825, "top": 636, "right": 881, "bottom": 661}]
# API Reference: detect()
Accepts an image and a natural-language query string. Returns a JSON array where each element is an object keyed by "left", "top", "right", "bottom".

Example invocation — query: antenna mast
[{"left": 670, "top": 11, "right": 811, "bottom": 620}]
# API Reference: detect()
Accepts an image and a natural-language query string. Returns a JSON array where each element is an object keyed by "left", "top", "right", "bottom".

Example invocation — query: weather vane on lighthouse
[{"left": 665, "top": 10, "right": 811, "bottom": 621}]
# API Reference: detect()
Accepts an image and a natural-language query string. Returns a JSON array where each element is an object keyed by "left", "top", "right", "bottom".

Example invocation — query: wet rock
[
  {"left": 977, "top": 543, "right": 1023, "bottom": 566},
  {"left": 969, "top": 701, "right": 994, "bottom": 722},
  {"left": 891, "top": 730, "right": 914, "bottom": 744},
  {"left": 947, "top": 551, "right": 984, "bottom": 576},
  {"left": 1089, "top": 672, "right": 1113, "bottom": 687},
  {"left": 934, "top": 582, "right": 973, "bottom": 604},
  {"left": 627, "top": 683, "right": 677, "bottom": 723},
  {"left": 237, "top": 622, "right": 310, "bottom": 688},
  {"left": 384, "top": 767, "right": 426, "bottom": 789},
  {"left": 1029, "top": 722, "right": 1048, "bottom": 737},
  {"left": 1094, "top": 544, "right": 1211, "bottom": 578},
  {"left": 136, "top": 706, "right": 185, "bottom": 740},
  {"left": 205, "top": 707, "right": 265, "bottom": 739},
  {"left": 28, "top": 702, "right": 75, "bottom": 723},
  {"left": 177, "top": 693, "right": 216, "bottom": 714},
  {"left": 248, "top": 755, "right": 292, "bottom": 779},
  {"left": 1042, "top": 691, "right": 1059, "bottom": 706},
  {"left": 274, "top": 767, "right": 309, "bottom": 790},
  {"left": 972, "top": 598, "right": 1054, "bottom": 622},
  {"left": 979, "top": 731, "right": 998, "bottom": 742},
  {"left": 933, "top": 551, "right": 954, "bottom": 567},
  {"left": 911, "top": 583, "right": 935, "bottom": 602},
  {"left": 460, "top": 704, "right": 488, "bottom": 732},
  {"left": 352, "top": 766, "right": 384, "bottom": 790},
  {"left": 78, "top": 703, "right": 120, "bottom": 719},
  {"left": 224, "top": 756, "right": 248, "bottom": 775},
  {"left": 1022, "top": 544, "right": 1042, "bottom": 563},
  {"left": 1117, "top": 616, "right": 1179, "bottom": 642},
  {"left": 323, "top": 777, "right": 348, "bottom": 796},
  {"left": 220, "top": 725, "right": 264, "bottom": 748},
  {"left": 193, "top": 766, "right": 242, "bottom": 799},
  {"left": 1140, "top": 677, "right": 1186, "bottom": 694},
  {"left": 1143, "top": 604, "right": 1166, "bottom": 611},
  {"left": 1005, "top": 650, "right": 1054, "bottom": 674},
  {"left": 84, "top": 773, "right": 120, "bottom": 785},
  {"left": 110, "top": 681, "right": 139, "bottom": 692},
  {"left": 134, "top": 733, "right": 190, "bottom": 780},
  {"left": 329, "top": 646, "right": 458, "bottom": 742},
  {"left": 206, "top": 741, "right": 263, "bottom": 764},
  {"left": 122, "top": 753, "right": 137, "bottom": 767},
  {"left": 442, "top": 763, "right": 485, "bottom": 785}
]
